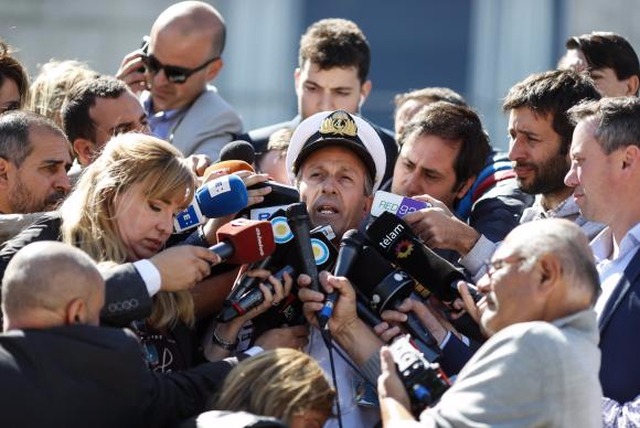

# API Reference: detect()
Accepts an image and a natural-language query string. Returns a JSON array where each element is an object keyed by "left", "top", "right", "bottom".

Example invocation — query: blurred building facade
[{"left": 2, "top": 0, "right": 639, "bottom": 149}]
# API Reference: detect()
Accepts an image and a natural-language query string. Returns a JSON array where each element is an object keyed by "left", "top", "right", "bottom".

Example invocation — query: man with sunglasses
[{"left": 116, "top": 1, "right": 242, "bottom": 160}]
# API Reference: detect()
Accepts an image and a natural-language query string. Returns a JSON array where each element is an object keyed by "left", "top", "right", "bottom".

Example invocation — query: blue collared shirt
[{"left": 141, "top": 92, "right": 184, "bottom": 141}]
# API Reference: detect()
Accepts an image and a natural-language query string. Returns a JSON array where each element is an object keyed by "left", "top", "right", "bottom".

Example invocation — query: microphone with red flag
[{"left": 210, "top": 218, "right": 275, "bottom": 264}]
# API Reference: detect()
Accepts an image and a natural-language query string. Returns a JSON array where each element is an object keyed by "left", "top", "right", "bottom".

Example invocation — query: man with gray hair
[
  {"left": 565, "top": 96, "right": 640, "bottom": 427},
  {"left": 377, "top": 218, "right": 602, "bottom": 427},
  {"left": 0, "top": 241, "right": 236, "bottom": 428}
]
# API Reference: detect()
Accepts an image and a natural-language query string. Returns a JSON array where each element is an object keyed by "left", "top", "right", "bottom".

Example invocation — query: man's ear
[
  {"left": 536, "top": 254, "right": 561, "bottom": 295},
  {"left": 362, "top": 194, "right": 374, "bottom": 219},
  {"left": 359, "top": 80, "right": 372, "bottom": 108},
  {"left": 204, "top": 58, "right": 223, "bottom": 82},
  {"left": 625, "top": 75, "right": 640, "bottom": 96},
  {"left": 0, "top": 157, "right": 12, "bottom": 188},
  {"left": 454, "top": 175, "right": 476, "bottom": 200},
  {"left": 65, "top": 298, "right": 87, "bottom": 326},
  {"left": 72, "top": 138, "right": 96, "bottom": 167},
  {"left": 621, "top": 144, "right": 640, "bottom": 171},
  {"left": 294, "top": 67, "right": 302, "bottom": 95}
]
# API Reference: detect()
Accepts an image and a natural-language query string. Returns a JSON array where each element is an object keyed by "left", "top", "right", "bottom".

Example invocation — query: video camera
[{"left": 388, "top": 335, "right": 451, "bottom": 414}]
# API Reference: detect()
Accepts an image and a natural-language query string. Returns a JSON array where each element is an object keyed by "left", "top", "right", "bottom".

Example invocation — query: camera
[{"left": 388, "top": 335, "right": 451, "bottom": 414}]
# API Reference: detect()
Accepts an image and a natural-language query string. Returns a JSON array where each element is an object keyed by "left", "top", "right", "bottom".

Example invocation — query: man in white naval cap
[{"left": 286, "top": 109, "right": 387, "bottom": 428}]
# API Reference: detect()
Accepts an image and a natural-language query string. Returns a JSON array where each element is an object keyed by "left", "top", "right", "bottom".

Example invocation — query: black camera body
[{"left": 388, "top": 335, "right": 451, "bottom": 414}]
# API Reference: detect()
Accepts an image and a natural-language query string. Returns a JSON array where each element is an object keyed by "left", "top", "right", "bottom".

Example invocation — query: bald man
[
  {"left": 117, "top": 1, "right": 242, "bottom": 159},
  {"left": 0, "top": 241, "right": 236, "bottom": 428},
  {"left": 377, "top": 219, "right": 603, "bottom": 427}
]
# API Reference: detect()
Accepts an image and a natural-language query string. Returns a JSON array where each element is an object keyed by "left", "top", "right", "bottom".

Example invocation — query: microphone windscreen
[
  {"left": 196, "top": 174, "right": 248, "bottom": 218},
  {"left": 203, "top": 160, "right": 254, "bottom": 177},
  {"left": 347, "top": 245, "right": 395, "bottom": 297},
  {"left": 216, "top": 218, "right": 276, "bottom": 264},
  {"left": 366, "top": 212, "right": 466, "bottom": 302},
  {"left": 219, "top": 140, "right": 256, "bottom": 164}
]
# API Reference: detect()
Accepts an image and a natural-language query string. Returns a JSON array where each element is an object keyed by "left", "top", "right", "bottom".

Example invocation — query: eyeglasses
[
  {"left": 142, "top": 54, "right": 219, "bottom": 84},
  {"left": 483, "top": 256, "right": 532, "bottom": 279}
]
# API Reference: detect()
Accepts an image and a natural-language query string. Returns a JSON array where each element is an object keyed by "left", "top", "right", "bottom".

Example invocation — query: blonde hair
[
  {"left": 215, "top": 349, "right": 335, "bottom": 424},
  {"left": 60, "top": 133, "right": 196, "bottom": 328},
  {"left": 28, "top": 59, "right": 99, "bottom": 127}
]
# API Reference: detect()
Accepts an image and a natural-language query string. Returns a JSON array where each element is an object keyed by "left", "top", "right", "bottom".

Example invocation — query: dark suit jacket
[
  {"left": 242, "top": 115, "right": 398, "bottom": 185},
  {"left": 0, "top": 325, "right": 235, "bottom": 428},
  {"left": 598, "top": 246, "right": 640, "bottom": 403},
  {"left": 0, "top": 214, "right": 152, "bottom": 326}
]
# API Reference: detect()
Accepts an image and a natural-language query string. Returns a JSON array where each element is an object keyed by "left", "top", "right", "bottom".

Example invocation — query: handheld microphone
[
  {"left": 286, "top": 202, "right": 320, "bottom": 292},
  {"left": 349, "top": 246, "right": 442, "bottom": 362},
  {"left": 317, "top": 229, "right": 366, "bottom": 329},
  {"left": 366, "top": 211, "right": 480, "bottom": 303},
  {"left": 218, "top": 139, "right": 256, "bottom": 165},
  {"left": 174, "top": 174, "right": 249, "bottom": 232},
  {"left": 203, "top": 159, "right": 254, "bottom": 178},
  {"left": 217, "top": 265, "right": 296, "bottom": 322},
  {"left": 210, "top": 218, "right": 275, "bottom": 264}
]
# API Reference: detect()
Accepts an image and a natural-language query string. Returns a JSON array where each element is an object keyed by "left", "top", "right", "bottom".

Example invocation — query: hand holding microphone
[{"left": 317, "top": 229, "right": 366, "bottom": 329}]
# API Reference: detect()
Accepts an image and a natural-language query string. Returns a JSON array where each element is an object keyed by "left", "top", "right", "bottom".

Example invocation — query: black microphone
[
  {"left": 286, "top": 202, "right": 320, "bottom": 292},
  {"left": 366, "top": 211, "right": 481, "bottom": 303},
  {"left": 348, "top": 246, "right": 441, "bottom": 362},
  {"left": 317, "top": 229, "right": 366, "bottom": 329},
  {"left": 217, "top": 265, "right": 296, "bottom": 322},
  {"left": 219, "top": 139, "right": 256, "bottom": 165}
]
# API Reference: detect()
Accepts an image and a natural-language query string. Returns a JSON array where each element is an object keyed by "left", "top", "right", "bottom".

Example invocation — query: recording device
[
  {"left": 210, "top": 218, "right": 275, "bottom": 264},
  {"left": 218, "top": 140, "right": 256, "bottom": 165},
  {"left": 317, "top": 229, "right": 366, "bottom": 329},
  {"left": 349, "top": 246, "right": 441, "bottom": 362},
  {"left": 240, "top": 181, "right": 300, "bottom": 221},
  {"left": 217, "top": 265, "right": 296, "bottom": 322},
  {"left": 366, "top": 211, "right": 480, "bottom": 303},
  {"left": 388, "top": 335, "right": 451, "bottom": 413},
  {"left": 174, "top": 174, "right": 248, "bottom": 232},
  {"left": 370, "top": 190, "right": 430, "bottom": 218},
  {"left": 286, "top": 202, "right": 320, "bottom": 292}
]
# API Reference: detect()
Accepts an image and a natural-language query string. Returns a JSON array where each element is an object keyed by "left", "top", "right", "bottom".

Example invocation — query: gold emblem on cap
[{"left": 319, "top": 110, "right": 358, "bottom": 137}]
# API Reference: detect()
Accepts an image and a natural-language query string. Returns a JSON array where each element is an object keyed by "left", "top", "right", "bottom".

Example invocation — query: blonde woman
[
  {"left": 191, "top": 349, "right": 335, "bottom": 428},
  {"left": 0, "top": 133, "right": 289, "bottom": 372}
]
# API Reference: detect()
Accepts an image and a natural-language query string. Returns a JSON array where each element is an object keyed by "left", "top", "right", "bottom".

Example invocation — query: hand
[
  {"left": 115, "top": 48, "right": 148, "bottom": 94},
  {"left": 234, "top": 171, "right": 271, "bottom": 207},
  {"left": 255, "top": 325, "right": 310, "bottom": 350},
  {"left": 379, "top": 298, "right": 450, "bottom": 346},
  {"left": 205, "top": 268, "right": 295, "bottom": 359},
  {"left": 185, "top": 154, "right": 213, "bottom": 178},
  {"left": 378, "top": 346, "right": 412, "bottom": 410},
  {"left": 456, "top": 281, "right": 487, "bottom": 325},
  {"left": 297, "top": 271, "right": 358, "bottom": 334},
  {"left": 150, "top": 245, "right": 220, "bottom": 292},
  {"left": 404, "top": 195, "right": 480, "bottom": 255}
]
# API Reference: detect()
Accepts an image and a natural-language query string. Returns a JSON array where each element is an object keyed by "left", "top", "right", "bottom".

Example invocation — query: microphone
[
  {"left": 210, "top": 218, "right": 276, "bottom": 264},
  {"left": 286, "top": 202, "right": 320, "bottom": 292},
  {"left": 203, "top": 159, "right": 254, "bottom": 178},
  {"left": 348, "top": 246, "right": 442, "bottom": 362},
  {"left": 174, "top": 174, "right": 249, "bottom": 232},
  {"left": 366, "top": 211, "right": 480, "bottom": 303},
  {"left": 217, "top": 265, "right": 296, "bottom": 322},
  {"left": 218, "top": 139, "right": 256, "bottom": 165},
  {"left": 317, "top": 229, "right": 366, "bottom": 329}
]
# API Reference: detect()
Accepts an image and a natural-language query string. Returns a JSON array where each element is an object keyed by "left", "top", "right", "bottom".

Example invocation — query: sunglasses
[{"left": 142, "top": 54, "right": 218, "bottom": 84}]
